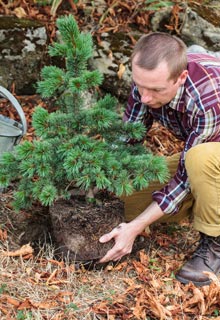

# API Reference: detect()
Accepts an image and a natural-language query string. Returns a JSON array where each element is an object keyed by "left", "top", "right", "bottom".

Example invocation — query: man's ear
[{"left": 178, "top": 70, "right": 188, "bottom": 85}]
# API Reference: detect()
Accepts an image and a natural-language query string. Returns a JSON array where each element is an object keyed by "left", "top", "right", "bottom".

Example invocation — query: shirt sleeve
[{"left": 153, "top": 107, "right": 220, "bottom": 214}]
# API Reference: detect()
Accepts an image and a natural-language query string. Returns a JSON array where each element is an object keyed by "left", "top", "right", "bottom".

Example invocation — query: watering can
[{"left": 0, "top": 85, "right": 27, "bottom": 158}]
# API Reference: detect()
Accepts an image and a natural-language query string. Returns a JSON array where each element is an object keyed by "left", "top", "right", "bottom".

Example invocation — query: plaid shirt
[{"left": 124, "top": 53, "right": 220, "bottom": 214}]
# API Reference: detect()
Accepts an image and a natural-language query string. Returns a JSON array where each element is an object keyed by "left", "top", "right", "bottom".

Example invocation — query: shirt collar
[{"left": 169, "top": 85, "right": 185, "bottom": 112}]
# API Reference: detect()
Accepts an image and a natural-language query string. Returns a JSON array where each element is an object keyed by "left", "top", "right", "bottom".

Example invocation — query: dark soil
[
  {"left": 49, "top": 193, "right": 125, "bottom": 262},
  {"left": 1, "top": 191, "right": 149, "bottom": 266},
  {"left": 49, "top": 192, "right": 149, "bottom": 264},
  {"left": 0, "top": 194, "right": 53, "bottom": 251}
]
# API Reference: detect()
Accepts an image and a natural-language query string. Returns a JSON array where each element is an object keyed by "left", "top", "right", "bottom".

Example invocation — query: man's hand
[
  {"left": 99, "top": 222, "right": 139, "bottom": 263},
  {"left": 98, "top": 201, "right": 164, "bottom": 263}
]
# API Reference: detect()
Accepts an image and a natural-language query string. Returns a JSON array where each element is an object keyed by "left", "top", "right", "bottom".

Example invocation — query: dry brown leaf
[
  {"left": 139, "top": 250, "right": 149, "bottom": 266},
  {"left": 22, "top": 253, "right": 33, "bottom": 260},
  {"left": 149, "top": 278, "right": 162, "bottom": 289},
  {"left": 56, "top": 291, "right": 73, "bottom": 303},
  {"left": 18, "top": 298, "right": 34, "bottom": 310},
  {"left": 143, "top": 289, "right": 172, "bottom": 320},
  {"left": 132, "top": 289, "right": 147, "bottom": 319},
  {"left": 0, "top": 229, "right": 7, "bottom": 241},
  {"left": 117, "top": 63, "right": 126, "bottom": 79},
  {"left": 52, "top": 311, "right": 69, "bottom": 320},
  {"left": 105, "top": 265, "right": 114, "bottom": 271},
  {"left": 203, "top": 271, "right": 220, "bottom": 285},
  {"left": 47, "top": 259, "right": 65, "bottom": 267},
  {"left": 2, "top": 243, "right": 33, "bottom": 257},
  {"left": 47, "top": 280, "right": 69, "bottom": 285},
  {"left": 25, "top": 267, "right": 32, "bottom": 276},
  {"left": 57, "top": 291, "right": 73, "bottom": 297},
  {"left": 33, "top": 300, "right": 58, "bottom": 309},
  {"left": 132, "top": 260, "right": 146, "bottom": 275},
  {"left": 34, "top": 272, "right": 42, "bottom": 284},
  {"left": 184, "top": 286, "right": 206, "bottom": 315},
  {"left": 113, "top": 261, "right": 128, "bottom": 271},
  {"left": 108, "top": 8, "right": 115, "bottom": 16},
  {"left": 0, "top": 305, "right": 8, "bottom": 315},
  {"left": 1, "top": 272, "right": 13, "bottom": 278},
  {"left": 118, "top": 1, "right": 133, "bottom": 11},
  {"left": 46, "top": 268, "right": 57, "bottom": 285},
  {"left": 123, "top": 277, "right": 137, "bottom": 287},
  {"left": 13, "top": 7, "right": 27, "bottom": 18},
  {"left": 202, "top": 280, "right": 220, "bottom": 308},
  {"left": 6, "top": 295, "right": 20, "bottom": 307},
  {"left": 150, "top": 296, "right": 172, "bottom": 319}
]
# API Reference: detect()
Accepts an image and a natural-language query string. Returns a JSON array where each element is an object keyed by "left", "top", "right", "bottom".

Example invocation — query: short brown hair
[{"left": 132, "top": 32, "right": 187, "bottom": 81}]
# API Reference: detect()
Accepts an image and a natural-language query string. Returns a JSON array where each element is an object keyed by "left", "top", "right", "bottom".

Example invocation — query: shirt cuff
[{"left": 152, "top": 190, "right": 183, "bottom": 215}]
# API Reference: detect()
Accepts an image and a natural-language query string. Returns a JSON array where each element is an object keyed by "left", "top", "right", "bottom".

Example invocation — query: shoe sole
[{"left": 175, "top": 274, "right": 212, "bottom": 287}]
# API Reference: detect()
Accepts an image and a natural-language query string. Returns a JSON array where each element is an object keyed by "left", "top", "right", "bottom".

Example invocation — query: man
[{"left": 99, "top": 32, "right": 220, "bottom": 287}]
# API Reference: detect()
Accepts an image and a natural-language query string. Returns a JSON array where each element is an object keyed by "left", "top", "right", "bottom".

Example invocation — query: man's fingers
[
  {"left": 99, "top": 223, "right": 130, "bottom": 263},
  {"left": 99, "top": 243, "right": 132, "bottom": 263},
  {"left": 99, "top": 232, "right": 113, "bottom": 243},
  {"left": 99, "top": 224, "right": 124, "bottom": 243},
  {"left": 99, "top": 247, "right": 122, "bottom": 263},
  {"left": 99, "top": 248, "right": 113, "bottom": 263}
]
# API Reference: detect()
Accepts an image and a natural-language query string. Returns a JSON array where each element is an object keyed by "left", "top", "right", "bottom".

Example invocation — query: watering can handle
[{"left": 0, "top": 85, "right": 27, "bottom": 135}]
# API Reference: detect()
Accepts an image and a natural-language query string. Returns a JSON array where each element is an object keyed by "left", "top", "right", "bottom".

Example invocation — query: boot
[{"left": 175, "top": 233, "right": 220, "bottom": 287}]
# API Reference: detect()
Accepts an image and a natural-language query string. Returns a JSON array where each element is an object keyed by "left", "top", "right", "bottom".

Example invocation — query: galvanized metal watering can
[{"left": 0, "top": 85, "right": 27, "bottom": 158}]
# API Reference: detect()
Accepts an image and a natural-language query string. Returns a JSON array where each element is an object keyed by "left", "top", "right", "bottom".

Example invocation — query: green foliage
[
  {"left": 66, "top": 302, "right": 79, "bottom": 311},
  {"left": 145, "top": 0, "right": 175, "bottom": 11},
  {"left": 213, "top": 309, "right": 219, "bottom": 317},
  {"left": 0, "top": 15, "right": 169, "bottom": 210},
  {"left": 0, "top": 284, "right": 7, "bottom": 294},
  {"left": 34, "top": 0, "right": 52, "bottom": 6},
  {"left": 16, "top": 310, "right": 33, "bottom": 320}
]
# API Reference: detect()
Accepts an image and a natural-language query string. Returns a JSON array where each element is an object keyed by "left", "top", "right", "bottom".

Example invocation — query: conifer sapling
[{"left": 0, "top": 15, "right": 169, "bottom": 211}]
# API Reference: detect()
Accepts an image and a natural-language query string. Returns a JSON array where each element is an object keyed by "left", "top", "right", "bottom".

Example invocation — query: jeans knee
[
  {"left": 185, "top": 143, "right": 220, "bottom": 179},
  {"left": 186, "top": 145, "right": 206, "bottom": 175}
]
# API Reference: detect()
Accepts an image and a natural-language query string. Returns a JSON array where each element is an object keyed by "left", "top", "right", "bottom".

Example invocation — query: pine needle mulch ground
[
  {"left": 1, "top": 192, "right": 220, "bottom": 320},
  {"left": 1, "top": 95, "right": 220, "bottom": 319}
]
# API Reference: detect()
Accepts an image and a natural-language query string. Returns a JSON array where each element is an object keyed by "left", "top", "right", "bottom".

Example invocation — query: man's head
[{"left": 131, "top": 32, "right": 188, "bottom": 108}]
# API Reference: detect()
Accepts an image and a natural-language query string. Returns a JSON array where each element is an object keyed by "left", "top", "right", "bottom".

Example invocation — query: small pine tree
[{"left": 0, "top": 15, "right": 169, "bottom": 211}]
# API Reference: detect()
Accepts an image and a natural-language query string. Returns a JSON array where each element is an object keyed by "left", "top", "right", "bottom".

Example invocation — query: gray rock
[
  {"left": 150, "top": 6, "right": 220, "bottom": 52},
  {"left": 187, "top": 44, "right": 220, "bottom": 58},
  {"left": 91, "top": 32, "right": 134, "bottom": 102},
  {"left": 0, "top": 15, "right": 49, "bottom": 94}
]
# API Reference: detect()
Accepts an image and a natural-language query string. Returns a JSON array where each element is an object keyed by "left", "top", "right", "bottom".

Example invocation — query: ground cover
[
  {"left": 0, "top": 94, "right": 219, "bottom": 320},
  {"left": 0, "top": 1, "right": 220, "bottom": 319}
]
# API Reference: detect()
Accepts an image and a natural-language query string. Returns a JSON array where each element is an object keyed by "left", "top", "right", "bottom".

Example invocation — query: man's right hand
[
  {"left": 99, "top": 201, "right": 164, "bottom": 263},
  {"left": 99, "top": 222, "right": 139, "bottom": 263}
]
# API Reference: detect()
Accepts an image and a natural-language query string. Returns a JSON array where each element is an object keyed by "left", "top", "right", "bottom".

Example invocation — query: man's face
[{"left": 132, "top": 57, "right": 188, "bottom": 108}]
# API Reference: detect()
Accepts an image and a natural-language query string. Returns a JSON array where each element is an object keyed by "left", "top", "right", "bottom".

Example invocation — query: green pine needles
[{"left": 0, "top": 15, "right": 169, "bottom": 210}]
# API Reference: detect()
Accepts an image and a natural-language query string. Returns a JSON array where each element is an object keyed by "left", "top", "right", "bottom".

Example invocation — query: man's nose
[{"left": 140, "top": 89, "right": 153, "bottom": 104}]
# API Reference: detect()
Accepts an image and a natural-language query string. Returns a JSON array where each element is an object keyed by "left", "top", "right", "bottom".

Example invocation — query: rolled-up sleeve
[{"left": 153, "top": 107, "right": 220, "bottom": 214}]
